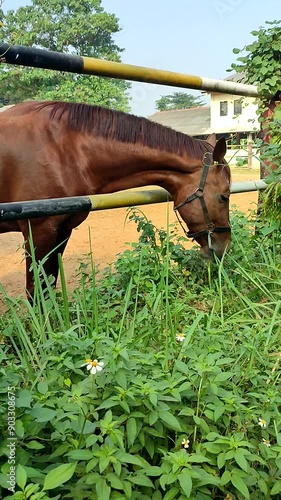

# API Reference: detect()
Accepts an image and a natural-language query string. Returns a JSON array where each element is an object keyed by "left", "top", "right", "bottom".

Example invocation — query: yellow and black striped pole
[
  {"left": 0, "top": 182, "right": 267, "bottom": 222},
  {"left": 0, "top": 43, "right": 259, "bottom": 97}
]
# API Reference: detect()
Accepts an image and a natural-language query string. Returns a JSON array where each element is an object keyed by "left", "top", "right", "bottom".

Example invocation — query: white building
[{"left": 149, "top": 74, "right": 260, "bottom": 167}]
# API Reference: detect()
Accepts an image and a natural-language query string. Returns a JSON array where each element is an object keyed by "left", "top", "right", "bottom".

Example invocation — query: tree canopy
[
  {"left": 0, "top": 0, "right": 131, "bottom": 110},
  {"left": 231, "top": 20, "right": 281, "bottom": 106},
  {"left": 231, "top": 20, "right": 281, "bottom": 179},
  {"left": 155, "top": 92, "right": 205, "bottom": 111}
]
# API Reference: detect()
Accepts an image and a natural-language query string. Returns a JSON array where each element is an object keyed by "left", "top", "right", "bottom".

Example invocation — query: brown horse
[{"left": 0, "top": 101, "right": 231, "bottom": 297}]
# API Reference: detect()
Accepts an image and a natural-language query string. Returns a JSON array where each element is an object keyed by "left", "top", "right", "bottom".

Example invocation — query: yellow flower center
[{"left": 91, "top": 360, "right": 98, "bottom": 367}]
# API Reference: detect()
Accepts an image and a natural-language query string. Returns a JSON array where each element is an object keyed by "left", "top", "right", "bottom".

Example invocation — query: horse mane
[{"left": 31, "top": 100, "right": 214, "bottom": 159}]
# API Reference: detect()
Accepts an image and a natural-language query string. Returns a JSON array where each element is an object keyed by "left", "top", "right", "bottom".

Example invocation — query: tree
[
  {"left": 0, "top": 0, "right": 131, "bottom": 110},
  {"left": 231, "top": 20, "right": 281, "bottom": 221},
  {"left": 155, "top": 92, "right": 205, "bottom": 111},
  {"left": 231, "top": 21, "right": 281, "bottom": 172},
  {"left": 231, "top": 21, "right": 281, "bottom": 101}
]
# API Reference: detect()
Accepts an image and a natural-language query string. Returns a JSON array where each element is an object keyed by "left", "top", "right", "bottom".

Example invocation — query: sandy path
[{"left": 0, "top": 170, "right": 260, "bottom": 303}]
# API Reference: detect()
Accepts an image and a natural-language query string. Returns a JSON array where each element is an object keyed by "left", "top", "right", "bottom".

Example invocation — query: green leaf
[
  {"left": 216, "top": 357, "right": 235, "bottom": 365},
  {"left": 99, "top": 457, "right": 110, "bottom": 473},
  {"left": 96, "top": 478, "right": 111, "bottom": 500},
  {"left": 233, "top": 48, "right": 241, "bottom": 54},
  {"left": 86, "top": 458, "right": 99, "bottom": 473},
  {"left": 163, "top": 486, "right": 180, "bottom": 500},
  {"left": 37, "top": 381, "right": 48, "bottom": 394},
  {"left": 16, "top": 464, "right": 27, "bottom": 490},
  {"left": 49, "top": 443, "right": 71, "bottom": 459},
  {"left": 206, "top": 432, "right": 220, "bottom": 441},
  {"left": 115, "top": 369, "right": 127, "bottom": 390},
  {"left": 225, "top": 450, "right": 235, "bottom": 460},
  {"left": 126, "top": 418, "right": 137, "bottom": 447},
  {"left": 103, "top": 410, "right": 113, "bottom": 425},
  {"left": 159, "top": 411, "right": 183, "bottom": 431},
  {"left": 186, "top": 454, "right": 210, "bottom": 463},
  {"left": 214, "top": 372, "right": 234, "bottom": 382},
  {"left": 217, "top": 452, "right": 226, "bottom": 469},
  {"left": 142, "top": 466, "right": 162, "bottom": 476},
  {"left": 16, "top": 390, "right": 32, "bottom": 408},
  {"left": 193, "top": 416, "right": 210, "bottom": 434},
  {"left": 123, "top": 480, "right": 132, "bottom": 498},
  {"left": 231, "top": 471, "right": 250, "bottom": 499},
  {"left": 15, "top": 420, "right": 24, "bottom": 438},
  {"left": 24, "top": 483, "right": 40, "bottom": 497},
  {"left": 152, "top": 491, "right": 163, "bottom": 500},
  {"left": 271, "top": 480, "right": 281, "bottom": 496},
  {"left": 43, "top": 463, "right": 77, "bottom": 490},
  {"left": 67, "top": 449, "right": 93, "bottom": 460},
  {"left": 174, "top": 360, "right": 190, "bottom": 375},
  {"left": 179, "top": 408, "right": 194, "bottom": 417},
  {"left": 149, "top": 393, "right": 158, "bottom": 406},
  {"left": 178, "top": 470, "right": 192, "bottom": 497},
  {"left": 214, "top": 405, "right": 225, "bottom": 421},
  {"left": 234, "top": 450, "right": 249, "bottom": 472},
  {"left": 204, "top": 442, "right": 221, "bottom": 454},
  {"left": 221, "top": 470, "right": 231, "bottom": 486},
  {"left": 128, "top": 475, "right": 155, "bottom": 488},
  {"left": 145, "top": 435, "right": 155, "bottom": 459},
  {"left": 258, "top": 478, "right": 268, "bottom": 496},
  {"left": 25, "top": 441, "right": 45, "bottom": 450},
  {"left": 96, "top": 399, "right": 119, "bottom": 410},
  {"left": 106, "top": 472, "right": 124, "bottom": 490},
  {"left": 148, "top": 411, "right": 159, "bottom": 425},
  {"left": 30, "top": 407, "right": 56, "bottom": 422},
  {"left": 115, "top": 451, "right": 148, "bottom": 467}
]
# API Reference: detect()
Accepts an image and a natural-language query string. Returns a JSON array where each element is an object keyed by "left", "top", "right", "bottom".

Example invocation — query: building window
[
  {"left": 220, "top": 101, "right": 228, "bottom": 116},
  {"left": 234, "top": 99, "right": 242, "bottom": 115}
]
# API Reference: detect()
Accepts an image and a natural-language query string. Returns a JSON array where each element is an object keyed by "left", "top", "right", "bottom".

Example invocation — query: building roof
[
  {"left": 225, "top": 72, "right": 247, "bottom": 84},
  {"left": 149, "top": 106, "right": 211, "bottom": 136}
]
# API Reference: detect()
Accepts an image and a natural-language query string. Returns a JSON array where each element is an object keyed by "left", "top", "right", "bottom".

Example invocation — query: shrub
[{"left": 0, "top": 209, "right": 280, "bottom": 499}]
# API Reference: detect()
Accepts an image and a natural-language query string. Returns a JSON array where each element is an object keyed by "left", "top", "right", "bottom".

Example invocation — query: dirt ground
[{"left": 0, "top": 169, "right": 260, "bottom": 303}]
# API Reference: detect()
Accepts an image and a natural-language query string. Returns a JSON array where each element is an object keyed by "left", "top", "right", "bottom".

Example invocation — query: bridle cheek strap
[{"left": 173, "top": 151, "right": 231, "bottom": 249}]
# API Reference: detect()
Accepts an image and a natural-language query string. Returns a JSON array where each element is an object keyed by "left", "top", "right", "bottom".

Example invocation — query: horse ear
[
  {"left": 213, "top": 137, "right": 227, "bottom": 163},
  {"left": 206, "top": 133, "right": 216, "bottom": 148}
]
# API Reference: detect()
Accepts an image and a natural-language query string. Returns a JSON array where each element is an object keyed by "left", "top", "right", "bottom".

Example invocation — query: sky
[{"left": 2, "top": 0, "right": 279, "bottom": 116}]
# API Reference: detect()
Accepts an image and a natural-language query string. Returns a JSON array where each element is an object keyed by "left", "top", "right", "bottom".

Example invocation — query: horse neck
[{"left": 93, "top": 141, "right": 202, "bottom": 196}]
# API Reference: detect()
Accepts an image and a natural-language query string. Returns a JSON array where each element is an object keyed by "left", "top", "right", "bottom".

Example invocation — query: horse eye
[{"left": 218, "top": 194, "right": 229, "bottom": 203}]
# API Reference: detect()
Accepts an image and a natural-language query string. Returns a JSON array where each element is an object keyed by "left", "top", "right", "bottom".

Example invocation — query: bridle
[{"left": 173, "top": 151, "right": 231, "bottom": 249}]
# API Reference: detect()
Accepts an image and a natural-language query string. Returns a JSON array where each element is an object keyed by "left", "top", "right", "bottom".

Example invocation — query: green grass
[{"left": 0, "top": 208, "right": 280, "bottom": 499}]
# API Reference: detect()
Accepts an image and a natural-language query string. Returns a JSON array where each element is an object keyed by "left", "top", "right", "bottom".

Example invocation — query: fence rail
[
  {"left": 0, "top": 181, "right": 267, "bottom": 222},
  {"left": 0, "top": 43, "right": 259, "bottom": 97}
]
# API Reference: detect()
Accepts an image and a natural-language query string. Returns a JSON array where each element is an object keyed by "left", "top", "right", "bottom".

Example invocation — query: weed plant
[{"left": 0, "top": 209, "right": 280, "bottom": 499}]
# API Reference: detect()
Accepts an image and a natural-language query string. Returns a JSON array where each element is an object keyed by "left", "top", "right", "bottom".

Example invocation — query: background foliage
[
  {"left": 231, "top": 20, "right": 281, "bottom": 103},
  {"left": 0, "top": 0, "right": 130, "bottom": 110},
  {"left": 0, "top": 210, "right": 281, "bottom": 499},
  {"left": 231, "top": 20, "right": 281, "bottom": 218},
  {"left": 155, "top": 92, "right": 205, "bottom": 111}
]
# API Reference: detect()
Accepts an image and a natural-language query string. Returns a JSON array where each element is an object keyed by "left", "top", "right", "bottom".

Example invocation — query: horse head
[{"left": 174, "top": 134, "right": 231, "bottom": 259}]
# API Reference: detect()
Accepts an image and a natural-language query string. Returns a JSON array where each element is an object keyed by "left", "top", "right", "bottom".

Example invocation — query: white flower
[
  {"left": 262, "top": 438, "right": 271, "bottom": 447},
  {"left": 181, "top": 438, "right": 190, "bottom": 449},
  {"left": 258, "top": 418, "right": 267, "bottom": 428},
  {"left": 81, "top": 358, "right": 104, "bottom": 375},
  {"left": 176, "top": 333, "right": 186, "bottom": 342}
]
